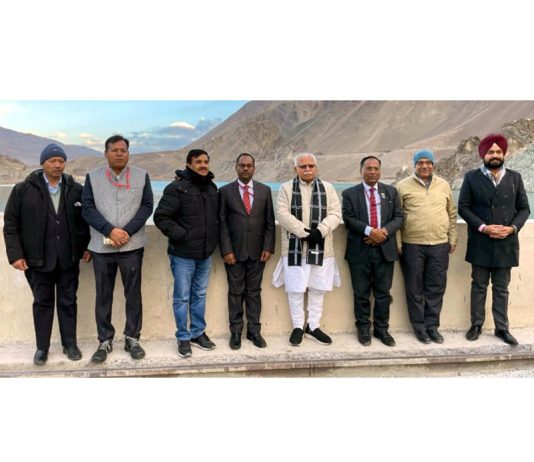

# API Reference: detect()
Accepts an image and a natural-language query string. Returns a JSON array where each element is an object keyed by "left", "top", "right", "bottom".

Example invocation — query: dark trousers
[
  {"left": 400, "top": 243, "right": 450, "bottom": 333},
  {"left": 470, "top": 265, "right": 511, "bottom": 331},
  {"left": 225, "top": 259, "right": 265, "bottom": 334},
  {"left": 91, "top": 248, "right": 144, "bottom": 342},
  {"left": 25, "top": 262, "right": 80, "bottom": 351},
  {"left": 348, "top": 247, "right": 394, "bottom": 331}
]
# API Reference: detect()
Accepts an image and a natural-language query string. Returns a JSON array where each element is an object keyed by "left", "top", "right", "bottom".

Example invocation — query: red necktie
[
  {"left": 242, "top": 185, "right": 251, "bottom": 215},
  {"left": 369, "top": 187, "right": 378, "bottom": 228}
]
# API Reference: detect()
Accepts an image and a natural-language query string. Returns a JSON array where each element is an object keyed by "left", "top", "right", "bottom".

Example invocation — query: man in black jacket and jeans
[
  {"left": 458, "top": 133, "right": 530, "bottom": 346},
  {"left": 3, "top": 144, "right": 91, "bottom": 365},
  {"left": 154, "top": 149, "right": 219, "bottom": 358}
]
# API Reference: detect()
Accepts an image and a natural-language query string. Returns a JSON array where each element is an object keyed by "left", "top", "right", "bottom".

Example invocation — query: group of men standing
[
  {"left": 152, "top": 149, "right": 278, "bottom": 357},
  {"left": 342, "top": 150, "right": 458, "bottom": 347},
  {"left": 342, "top": 135, "right": 529, "bottom": 348},
  {"left": 3, "top": 132, "right": 530, "bottom": 365}
]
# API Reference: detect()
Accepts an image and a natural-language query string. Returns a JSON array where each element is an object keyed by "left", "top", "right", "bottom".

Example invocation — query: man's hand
[
  {"left": 449, "top": 244, "right": 456, "bottom": 254},
  {"left": 223, "top": 253, "right": 237, "bottom": 265},
  {"left": 12, "top": 259, "right": 28, "bottom": 271},
  {"left": 109, "top": 228, "right": 129, "bottom": 247},
  {"left": 303, "top": 228, "right": 323, "bottom": 247},
  {"left": 82, "top": 250, "right": 92, "bottom": 262},
  {"left": 365, "top": 228, "right": 388, "bottom": 245},
  {"left": 260, "top": 251, "right": 272, "bottom": 262},
  {"left": 485, "top": 225, "right": 513, "bottom": 239}
]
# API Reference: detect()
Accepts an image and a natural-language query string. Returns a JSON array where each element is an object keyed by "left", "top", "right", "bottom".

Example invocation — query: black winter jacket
[
  {"left": 3, "top": 170, "right": 90, "bottom": 267},
  {"left": 154, "top": 168, "right": 219, "bottom": 259},
  {"left": 458, "top": 168, "right": 530, "bottom": 268}
]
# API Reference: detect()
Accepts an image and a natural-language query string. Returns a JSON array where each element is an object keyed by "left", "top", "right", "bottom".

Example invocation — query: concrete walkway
[{"left": 2, "top": 327, "right": 534, "bottom": 377}]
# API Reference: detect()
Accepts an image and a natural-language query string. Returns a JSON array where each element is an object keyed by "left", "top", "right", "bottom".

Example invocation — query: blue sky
[{"left": 0, "top": 101, "right": 247, "bottom": 153}]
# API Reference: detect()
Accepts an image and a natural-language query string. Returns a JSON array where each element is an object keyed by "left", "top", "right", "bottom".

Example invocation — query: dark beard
[{"left": 483, "top": 158, "right": 504, "bottom": 170}]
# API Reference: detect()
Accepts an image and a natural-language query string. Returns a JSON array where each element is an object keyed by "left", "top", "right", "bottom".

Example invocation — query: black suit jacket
[
  {"left": 342, "top": 182, "right": 403, "bottom": 263},
  {"left": 4, "top": 171, "right": 89, "bottom": 267},
  {"left": 218, "top": 180, "right": 276, "bottom": 261},
  {"left": 458, "top": 168, "right": 530, "bottom": 268}
]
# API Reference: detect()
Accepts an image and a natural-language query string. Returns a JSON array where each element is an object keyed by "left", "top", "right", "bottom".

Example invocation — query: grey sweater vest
[{"left": 88, "top": 166, "right": 148, "bottom": 253}]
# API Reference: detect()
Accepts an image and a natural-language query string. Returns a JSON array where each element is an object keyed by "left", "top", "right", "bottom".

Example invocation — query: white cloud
[
  {"left": 79, "top": 132, "right": 94, "bottom": 139},
  {"left": 54, "top": 131, "right": 68, "bottom": 139},
  {"left": 128, "top": 117, "right": 221, "bottom": 153},
  {"left": 169, "top": 121, "right": 195, "bottom": 130},
  {"left": 84, "top": 139, "right": 103, "bottom": 147}
]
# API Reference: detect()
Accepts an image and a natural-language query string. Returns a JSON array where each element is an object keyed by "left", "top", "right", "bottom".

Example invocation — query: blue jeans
[{"left": 169, "top": 255, "right": 212, "bottom": 341}]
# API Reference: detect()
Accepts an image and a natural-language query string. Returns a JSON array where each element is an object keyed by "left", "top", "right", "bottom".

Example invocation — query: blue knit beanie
[
  {"left": 40, "top": 143, "right": 67, "bottom": 165},
  {"left": 413, "top": 149, "right": 435, "bottom": 166}
]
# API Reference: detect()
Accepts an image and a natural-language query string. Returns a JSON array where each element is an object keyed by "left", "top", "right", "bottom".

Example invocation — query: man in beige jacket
[
  {"left": 396, "top": 150, "right": 457, "bottom": 344},
  {"left": 273, "top": 153, "right": 342, "bottom": 346}
]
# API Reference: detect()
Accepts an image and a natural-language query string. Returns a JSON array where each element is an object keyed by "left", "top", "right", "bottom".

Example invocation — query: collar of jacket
[{"left": 26, "top": 169, "right": 73, "bottom": 188}]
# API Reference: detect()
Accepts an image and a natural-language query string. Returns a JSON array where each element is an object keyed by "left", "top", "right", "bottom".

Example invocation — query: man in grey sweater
[{"left": 82, "top": 135, "right": 153, "bottom": 364}]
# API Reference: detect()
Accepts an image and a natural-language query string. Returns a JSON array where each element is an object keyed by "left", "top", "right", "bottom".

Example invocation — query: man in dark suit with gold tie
[
  {"left": 342, "top": 156, "right": 403, "bottom": 347},
  {"left": 219, "top": 153, "right": 276, "bottom": 349}
]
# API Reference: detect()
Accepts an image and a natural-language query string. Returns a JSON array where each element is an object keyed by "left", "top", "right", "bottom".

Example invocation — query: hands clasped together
[{"left": 109, "top": 228, "right": 130, "bottom": 248}]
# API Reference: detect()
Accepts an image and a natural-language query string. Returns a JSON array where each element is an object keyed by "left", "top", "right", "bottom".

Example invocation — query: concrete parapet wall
[{"left": 1, "top": 222, "right": 534, "bottom": 343}]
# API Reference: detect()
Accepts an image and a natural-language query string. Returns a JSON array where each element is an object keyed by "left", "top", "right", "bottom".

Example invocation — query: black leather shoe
[
  {"left": 415, "top": 331, "right": 432, "bottom": 344},
  {"left": 427, "top": 328, "right": 444, "bottom": 344},
  {"left": 357, "top": 327, "right": 371, "bottom": 346},
  {"left": 33, "top": 349, "right": 48, "bottom": 366},
  {"left": 465, "top": 325, "right": 482, "bottom": 341},
  {"left": 495, "top": 329, "right": 518, "bottom": 346},
  {"left": 229, "top": 332, "right": 241, "bottom": 350},
  {"left": 373, "top": 330, "right": 396, "bottom": 347},
  {"left": 63, "top": 345, "right": 82, "bottom": 361},
  {"left": 247, "top": 331, "right": 267, "bottom": 348}
]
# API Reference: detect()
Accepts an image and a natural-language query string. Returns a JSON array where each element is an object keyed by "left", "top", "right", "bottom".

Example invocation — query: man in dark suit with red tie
[
  {"left": 219, "top": 153, "right": 276, "bottom": 349},
  {"left": 342, "top": 156, "right": 403, "bottom": 347}
]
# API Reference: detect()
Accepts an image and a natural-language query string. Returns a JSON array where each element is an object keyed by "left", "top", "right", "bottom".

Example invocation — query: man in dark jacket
[
  {"left": 3, "top": 144, "right": 90, "bottom": 365},
  {"left": 218, "top": 153, "right": 275, "bottom": 349},
  {"left": 458, "top": 133, "right": 530, "bottom": 345},
  {"left": 154, "top": 149, "right": 219, "bottom": 358},
  {"left": 342, "top": 156, "right": 403, "bottom": 347}
]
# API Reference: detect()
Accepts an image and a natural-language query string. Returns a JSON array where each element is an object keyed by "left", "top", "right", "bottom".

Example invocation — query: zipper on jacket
[{"left": 202, "top": 194, "right": 207, "bottom": 259}]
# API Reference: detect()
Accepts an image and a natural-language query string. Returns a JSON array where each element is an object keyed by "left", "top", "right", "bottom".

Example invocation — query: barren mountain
[
  {"left": 3, "top": 101, "right": 534, "bottom": 184},
  {"left": 130, "top": 100, "right": 534, "bottom": 182},
  {"left": 0, "top": 126, "right": 101, "bottom": 165}
]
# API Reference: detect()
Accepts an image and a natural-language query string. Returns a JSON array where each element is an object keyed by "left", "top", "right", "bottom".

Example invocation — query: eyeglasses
[{"left": 297, "top": 164, "right": 316, "bottom": 169}]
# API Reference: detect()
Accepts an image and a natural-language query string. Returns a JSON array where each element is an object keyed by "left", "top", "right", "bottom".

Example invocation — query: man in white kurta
[{"left": 273, "top": 153, "right": 341, "bottom": 346}]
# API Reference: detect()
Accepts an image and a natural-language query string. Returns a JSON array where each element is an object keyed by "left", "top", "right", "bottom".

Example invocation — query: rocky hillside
[
  {"left": 3, "top": 101, "right": 534, "bottom": 185},
  {"left": 0, "top": 155, "right": 31, "bottom": 183},
  {"left": 429, "top": 118, "right": 534, "bottom": 189},
  {"left": 174, "top": 100, "right": 534, "bottom": 183}
]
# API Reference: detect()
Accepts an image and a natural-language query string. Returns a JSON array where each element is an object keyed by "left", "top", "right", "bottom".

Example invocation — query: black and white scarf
[{"left": 288, "top": 177, "right": 327, "bottom": 266}]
